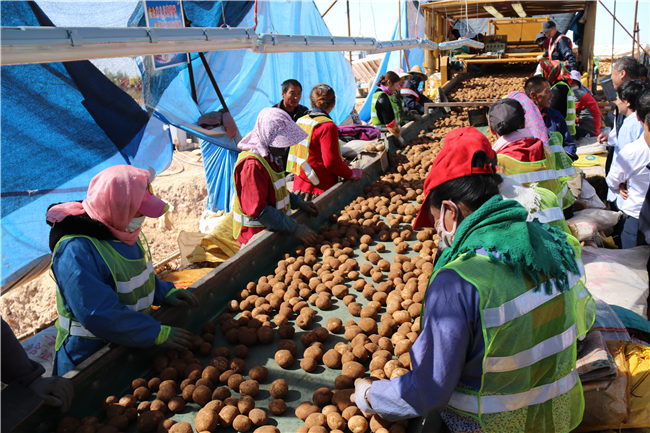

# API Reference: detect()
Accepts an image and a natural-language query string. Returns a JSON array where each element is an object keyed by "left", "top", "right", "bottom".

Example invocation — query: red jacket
[
  {"left": 233, "top": 155, "right": 279, "bottom": 245},
  {"left": 498, "top": 137, "right": 547, "bottom": 162},
  {"left": 293, "top": 120, "right": 353, "bottom": 195},
  {"left": 573, "top": 85, "right": 601, "bottom": 135}
]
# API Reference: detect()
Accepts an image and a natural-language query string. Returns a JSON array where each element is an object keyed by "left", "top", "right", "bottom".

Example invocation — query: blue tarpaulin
[
  {"left": 130, "top": 0, "right": 357, "bottom": 212},
  {"left": 359, "top": 0, "right": 425, "bottom": 122},
  {"left": 1, "top": 2, "right": 173, "bottom": 289}
]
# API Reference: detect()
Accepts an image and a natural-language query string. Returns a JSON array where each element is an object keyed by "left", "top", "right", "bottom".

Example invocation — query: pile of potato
[
  {"left": 448, "top": 67, "right": 533, "bottom": 102},
  {"left": 56, "top": 76, "right": 512, "bottom": 433}
]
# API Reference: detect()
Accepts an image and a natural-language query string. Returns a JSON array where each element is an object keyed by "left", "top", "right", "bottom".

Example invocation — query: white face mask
[
  {"left": 125, "top": 215, "right": 146, "bottom": 232},
  {"left": 435, "top": 201, "right": 459, "bottom": 252}
]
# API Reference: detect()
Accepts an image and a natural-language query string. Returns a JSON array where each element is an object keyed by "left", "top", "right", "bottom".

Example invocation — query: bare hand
[
  {"left": 29, "top": 376, "right": 74, "bottom": 412},
  {"left": 294, "top": 224, "right": 318, "bottom": 244},
  {"left": 619, "top": 183, "right": 629, "bottom": 199},
  {"left": 597, "top": 132, "right": 608, "bottom": 143}
]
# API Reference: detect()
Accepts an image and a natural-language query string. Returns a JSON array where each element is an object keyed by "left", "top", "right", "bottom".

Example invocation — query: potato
[
  {"left": 168, "top": 422, "right": 192, "bottom": 433},
  {"left": 277, "top": 324, "right": 295, "bottom": 339},
  {"left": 158, "top": 418, "right": 175, "bottom": 433},
  {"left": 212, "top": 385, "right": 231, "bottom": 401},
  {"left": 305, "top": 412, "right": 327, "bottom": 429},
  {"left": 274, "top": 349, "right": 294, "bottom": 368},
  {"left": 205, "top": 400, "right": 225, "bottom": 413},
  {"left": 219, "top": 405, "right": 240, "bottom": 427},
  {"left": 327, "top": 412, "right": 346, "bottom": 430},
  {"left": 133, "top": 386, "right": 151, "bottom": 401},
  {"left": 334, "top": 374, "right": 355, "bottom": 389},
  {"left": 326, "top": 317, "right": 343, "bottom": 333},
  {"left": 248, "top": 366, "right": 268, "bottom": 383},
  {"left": 295, "top": 402, "right": 319, "bottom": 420},
  {"left": 248, "top": 408, "right": 268, "bottom": 426},
  {"left": 136, "top": 401, "right": 151, "bottom": 413},
  {"left": 269, "top": 379, "right": 288, "bottom": 398},
  {"left": 239, "top": 380, "right": 260, "bottom": 397},
  {"left": 168, "top": 397, "right": 185, "bottom": 413},
  {"left": 331, "top": 389, "right": 354, "bottom": 411},
  {"left": 228, "top": 373, "right": 245, "bottom": 392},
  {"left": 257, "top": 326, "right": 274, "bottom": 344},
  {"left": 300, "top": 357, "right": 318, "bottom": 372},
  {"left": 341, "top": 405, "right": 361, "bottom": 420},
  {"left": 342, "top": 361, "right": 365, "bottom": 379},
  {"left": 278, "top": 340, "right": 298, "bottom": 356},
  {"left": 348, "top": 415, "right": 369, "bottom": 433},
  {"left": 252, "top": 427, "right": 280, "bottom": 433},
  {"left": 269, "top": 399, "right": 287, "bottom": 415},
  {"left": 312, "top": 387, "right": 332, "bottom": 407},
  {"left": 149, "top": 399, "right": 167, "bottom": 413},
  {"left": 192, "top": 384, "right": 212, "bottom": 406},
  {"left": 137, "top": 410, "right": 164, "bottom": 432},
  {"left": 238, "top": 395, "right": 255, "bottom": 415},
  {"left": 323, "top": 349, "right": 342, "bottom": 369}
]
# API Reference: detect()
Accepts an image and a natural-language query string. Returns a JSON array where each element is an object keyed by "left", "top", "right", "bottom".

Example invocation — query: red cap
[
  {"left": 138, "top": 188, "right": 169, "bottom": 218},
  {"left": 412, "top": 127, "right": 496, "bottom": 229}
]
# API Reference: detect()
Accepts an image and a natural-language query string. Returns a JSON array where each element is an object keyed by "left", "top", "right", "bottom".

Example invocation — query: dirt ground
[{"left": 1, "top": 150, "right": 208, "bottom": 340}]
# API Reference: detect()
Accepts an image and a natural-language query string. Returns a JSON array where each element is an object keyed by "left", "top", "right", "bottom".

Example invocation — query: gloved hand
[
  {"left": 159, "top": 327, "right": 194, "bottom": 350},
  {"left": 301, "top": 201, "right": 319, "bottom": 217},
  {"left": 29, "top": 376, "right": 74, "bottom": 412},
  {"left": 165, "top": 289, "right": 199, "bottom": 308},
  {"left": 294, "top": 224, "right": 318, "bottom": 245},
  {"left": 351, "top": 169, "right": 363, "bottom": 181},
  {"left": 351, "top": 378, "right": 376, "bottom": 414}
]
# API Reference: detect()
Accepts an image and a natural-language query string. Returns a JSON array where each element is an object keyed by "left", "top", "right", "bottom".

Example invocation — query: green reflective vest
[
  {"left": 529, "top": 186, "right": 571, "bottom": 234},
  {"left": 548, "top": 131, "right": 578, "bottom": 209},
  {"left": 370, "top": 89, "right": 400, "bottom": 131},
  {"left": 53, "top": 234, "right": 156, "bottom": 350},
  {"left": 286, "top": 114, "right": 332, "bottom": 185},
  {"left": 552, "top": 81, "right": 577, "bottom": 136},
  {"left": 232, "top": 151, "right": 291, "bottom": 239},
  {"left": 428, "top": 251, "right": 593, "bottom": 433}
]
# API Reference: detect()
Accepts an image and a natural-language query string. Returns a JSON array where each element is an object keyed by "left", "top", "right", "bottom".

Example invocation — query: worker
[
  {"left": 603, "top": 80, "right": 647, "bottom": 213},
  {"left": 371, "top": 71, "right": 405, "bottom": 146},
  {"left": 539, "top": 60, "right": 578, "bottom": 138},
  {"left": 524, "top": 76, "right": 580, "bottom": 213},
  {"left": 400, "top": 65, "right": 432, "bottom": 116},
  {"left": 273, "top": 79, "right": 310, "bottom": 122},
  {"left": 2, "top": 318, "right": 74, "bottom": 416},
  {"left": 488, "top": 98, "right": 570, "bottom": 232},
  {"left": 535, "top": 32, "right": 546, "bottom": 51},
  {"left": 288, "top": 84, "right": 362, "bottom": 200},
  {"left": 46, "top": 165, "right": 199, "bottom": 375},
  {"left": 569, "top": 70, "right": 601, "bottom": 137},
  {"left": 636, "top": 91, "right": 650, "bottom": 254},
  {"left": 271, "top": 79, "right": 311, "bottom": 169},
  {"left": 232, "top": 107, "right": 319, "bottom": 246},
  {"left": 353, "top": 126, "right": 593, "bottom": 432},
  {"left": 541, "top": 20, "right": 578, "bottom": 72}
]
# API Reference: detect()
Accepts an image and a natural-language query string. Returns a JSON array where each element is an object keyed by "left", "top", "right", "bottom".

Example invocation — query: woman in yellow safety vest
[
  {"left": 353, "top": 127, "right": 594, "bottom": 433},
  {"left": 288, "top": 84, "right": 362, "bottom": 200},
  {"left": 46, "top": 165, "right": 199, "bottom": 375},
  {"left": 370, "top": 71, "right": 405, "bottom": 146},
  {"left": 232, "top": 107, "right": 319, "bottom": 246}
]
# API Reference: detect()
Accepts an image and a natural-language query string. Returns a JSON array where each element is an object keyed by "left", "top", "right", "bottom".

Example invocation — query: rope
[
  {"left": 253, "top": 0, "right": 258, "bottom": 31},
  {"left": 173, "top": 151, "right": 204, "bottom": 167},
  {"left": 157, "top": 156, "right": 185, "bottom": 176}
]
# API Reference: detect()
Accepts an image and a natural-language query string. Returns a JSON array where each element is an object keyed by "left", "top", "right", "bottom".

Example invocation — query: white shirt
[
  {"left": 606, "top": 135, "right": 650, "bottom": 219},
  {"left": 606, "top": 112, "right": 644, "bottom": 202}
]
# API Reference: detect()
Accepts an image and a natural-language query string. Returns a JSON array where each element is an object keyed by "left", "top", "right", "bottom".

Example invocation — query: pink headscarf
[
  {"left": 238, "top": 107, "right": 308, "bottom": 157},
  {"left": 46, "top": 165, "right": 152, "bottom": 245},
  {"left": 506, "top": 91, "right": 550, "bottom": 147}
]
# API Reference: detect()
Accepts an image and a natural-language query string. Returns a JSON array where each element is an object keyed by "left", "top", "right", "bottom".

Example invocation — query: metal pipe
[
  {"left": 321, "top": 0, "right": 338, "bottom": 18},
  {"left": 1, "top": 26, "right": 255, "bottom": 66},
  {"left": 632, "top": 0, "right": 638, "bottom": 56},
  {"left": 346, "top": 0, "right": 352, "bottom": 63},
  {"left": 1, "top": 26, "right": 438, "bottom": 66}
]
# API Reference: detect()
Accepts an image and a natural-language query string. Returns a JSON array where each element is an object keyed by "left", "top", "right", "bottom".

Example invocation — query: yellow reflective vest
[
  {"left": 286, "top": 114, "right": 333, "bottom": 185},
  {"left": 232, "top": 152, "right": 291, "bottom": 239}
]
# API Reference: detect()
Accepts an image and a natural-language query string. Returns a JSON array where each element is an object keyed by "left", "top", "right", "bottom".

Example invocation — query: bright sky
[{"left": 314, "top": 0, "right": 649, "bottom": 51}]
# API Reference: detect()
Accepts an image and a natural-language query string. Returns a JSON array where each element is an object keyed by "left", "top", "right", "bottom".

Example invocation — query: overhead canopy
[{"left": 421, "top": 0, "right": 590, "bottom": 19}]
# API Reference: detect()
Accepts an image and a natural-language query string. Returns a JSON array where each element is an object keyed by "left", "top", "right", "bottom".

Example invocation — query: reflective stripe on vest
[
  {"left": 430, "top": 253, "right": 588, "bottom": 432},
  {"left": 548, "top": 131, "right": 577, "bottom": 209},
  {"left": 532, "top": 206, "right": 564, "bottom": 224},
  {"left": 232, "top": 151, "right": 292, "bottom": 239},
  {"left": 286, "top": 115, "right": 333, "bottom": 185},
  {"left": 448, "top": 370, "right": 579, "bottom": 415},
  {"left": 370, "top": 90, "right": 400, "bottom": 131},
  {"left": 400, "top": 87, "right": 420, "bottom": 101},
  {"left": 552, "top": 81, "right": 577, "bottom": 135},
  {"left": 53, "top": 234, "right": 156, "bottom": 350},
  {"left": 548, "top": 34, "right": 572, "bottom": 62}
]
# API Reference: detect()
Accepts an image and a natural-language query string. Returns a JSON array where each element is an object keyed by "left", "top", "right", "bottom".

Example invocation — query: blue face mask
[{"left": 418, "top": 81, "right": 424, "bottom": 92}]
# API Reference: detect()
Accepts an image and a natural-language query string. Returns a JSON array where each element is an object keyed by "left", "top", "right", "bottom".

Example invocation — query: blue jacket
[
  {"left": 52, "top": 237, "right": 175, "bottom": 375},
  {"left": 543, "top": 107, "right": 577, "bottom": 158}
]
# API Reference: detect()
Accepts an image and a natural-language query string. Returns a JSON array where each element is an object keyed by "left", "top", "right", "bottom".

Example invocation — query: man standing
[
  {"left": 542, "top": 21, "right": 578, "bottom": 72},
  {"left": 273, "top": 79, "right": 309, "bottom": 122}
]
